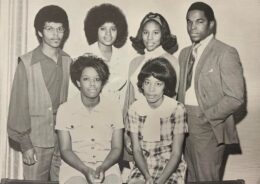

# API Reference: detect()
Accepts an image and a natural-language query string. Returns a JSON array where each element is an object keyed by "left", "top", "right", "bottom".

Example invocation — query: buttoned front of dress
[
  {"left": 56, "top": 93, "right": 124, "bottom": 164},
  {"left": 68, "top": 110, "right": 113, "bottom": 163}
]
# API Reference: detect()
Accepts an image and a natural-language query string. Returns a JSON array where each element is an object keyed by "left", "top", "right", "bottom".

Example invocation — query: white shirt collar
[
  {"left": 93, "top": 42, "right": 119, "bottom": 64},
  {"left": 195, "top": 34, "right": 214, "bottom": 52},
  {"left": 134, "top": 95, "right": 177, "bottom": 117},
  {"left": 132, "top": 95, "right": 177, "bottom": 142},
  {"left": 68, "top": 93, "right": 107, "bottom": 114},
  {"left": 144, "top": 46, "right": 165, "bottom": 60}
]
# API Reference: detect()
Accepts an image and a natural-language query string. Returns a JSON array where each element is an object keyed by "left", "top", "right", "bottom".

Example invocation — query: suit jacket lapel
[
  {"left": 178, "top": 46, "right": 192, "bottom": 103},
  {"left": 194, "top": 38, "right": 216, "bottom": 91}
]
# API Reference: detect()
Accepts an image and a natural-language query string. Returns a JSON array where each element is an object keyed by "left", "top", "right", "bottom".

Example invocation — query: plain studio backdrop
[{"left": 0, "top": 0, "right": 260, "bottom": 184}]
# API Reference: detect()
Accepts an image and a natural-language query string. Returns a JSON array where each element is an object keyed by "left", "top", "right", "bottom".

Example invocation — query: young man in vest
[{"left": 7, "top": 5, "right": 71, "bottom": 181}]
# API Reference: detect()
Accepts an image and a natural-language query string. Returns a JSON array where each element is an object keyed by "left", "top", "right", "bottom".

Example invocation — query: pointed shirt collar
[
  {"left": 68, "top": 93, "right": 108, "bottom": 115},
  {"left": 193, "top": 34, "right": 214, "bottom": 53},
  {"left": 30, "top": 45, "right": 69, "bottom": 65}
]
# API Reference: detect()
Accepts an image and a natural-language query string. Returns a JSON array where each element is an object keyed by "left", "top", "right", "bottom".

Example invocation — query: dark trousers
[
  {"left": 184, "top": 105, "right": 225, "bottom": 182},
  {"left": 23, "top": 136, "right": 61, "bottom": 181}
]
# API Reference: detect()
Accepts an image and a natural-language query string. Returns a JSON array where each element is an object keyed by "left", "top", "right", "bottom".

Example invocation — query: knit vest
[{"left": 20, "top": 51, "right": 71, "bottom": 147}]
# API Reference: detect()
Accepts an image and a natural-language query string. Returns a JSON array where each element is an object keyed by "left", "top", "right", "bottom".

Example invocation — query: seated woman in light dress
[
  {"left": 126, "top": 57, "right": 188, "bottom": 184},
  {"left": 56, "top": 55, "right": 124, "bottom": 184}
]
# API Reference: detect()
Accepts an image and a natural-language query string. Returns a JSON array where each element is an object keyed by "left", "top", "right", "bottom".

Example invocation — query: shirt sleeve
[
  {"left": 173, "top": 102, "right": 188, "bottom": 134},
  {"left": 55, "top": 104, "right": 70, "bottom": 131},
  {"left": 7, "top": 60, "right": 33, "bottom": 152},
  {"left": 110, "top": 100, "right": 124, "bottom": 130}
]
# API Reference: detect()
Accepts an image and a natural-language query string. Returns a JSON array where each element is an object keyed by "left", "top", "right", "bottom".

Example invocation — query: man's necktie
[{"left": 186, "top": 43, "right": 201, "bottom": 90}]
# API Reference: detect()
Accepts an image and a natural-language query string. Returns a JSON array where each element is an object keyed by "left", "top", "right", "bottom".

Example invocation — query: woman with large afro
[{"left": 84, "top": 3, "right": 128, "bottom": 108}]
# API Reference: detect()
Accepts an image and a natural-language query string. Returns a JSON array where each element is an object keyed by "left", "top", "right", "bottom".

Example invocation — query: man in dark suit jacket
[{"left": 177, "top": 2, "right": 245, "bottom": 182}]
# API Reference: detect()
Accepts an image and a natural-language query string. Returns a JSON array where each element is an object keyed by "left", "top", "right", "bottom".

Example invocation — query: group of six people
[{"left": 7, "top": 1, "right": 245, "bottom": 184}]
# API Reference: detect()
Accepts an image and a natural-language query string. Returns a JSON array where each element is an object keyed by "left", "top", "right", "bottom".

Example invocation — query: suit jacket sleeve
[{"left": 204, "top": 47, "right": 244, "bottom": 127}]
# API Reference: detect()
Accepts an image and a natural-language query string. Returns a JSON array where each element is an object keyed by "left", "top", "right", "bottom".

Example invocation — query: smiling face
[
  {"left": 142, "top": 21, "right": 162, "bottom": 52},
  {"left": 39, "top": 22, "right": 64, "bottom": 48},
  {"left": 97, "top": 22, "right": 117, "bottom": 47},
  {"left": 142, "top": 76, "right": 165, "bottom": 108},
  {"left": 77, "top": 67, "right": 103, "bottom": 100},
  {"left": 186, "top": 10, "right": 214, "bottom": 43}
]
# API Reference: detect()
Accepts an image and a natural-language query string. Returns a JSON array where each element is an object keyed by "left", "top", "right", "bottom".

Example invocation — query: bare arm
[
  {"left": 131, "top": 132, "right": 153, "bottom": 183},
  {"left": 57, "top": 130, "right": 95, "bottom": 183},
  {"left": 155, "top": 133, "right": 185, "bottom": 184},
  {"left": 97, "top": 129, "right": 123, "bottom": 171}
]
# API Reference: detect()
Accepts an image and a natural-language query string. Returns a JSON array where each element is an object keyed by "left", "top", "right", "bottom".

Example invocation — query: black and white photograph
[{"left": 0, "top": 0, "right": 259, "bottom": 184}]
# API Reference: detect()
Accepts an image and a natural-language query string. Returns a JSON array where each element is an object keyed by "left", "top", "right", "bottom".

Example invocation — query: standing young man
[
  {"left": 7, "top": 5, "right": 71, "bottom": 181},
  {"left": 178, "top": 2, "right": 245, "bottom": 182}
]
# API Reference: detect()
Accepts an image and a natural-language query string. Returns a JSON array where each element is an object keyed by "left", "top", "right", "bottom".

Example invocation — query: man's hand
[
  {"left": 198, "top": 111, "right": 208, "bottom": 124},
  {"left": 22, "top": 148, "right": 37, "bottom": 165}
]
